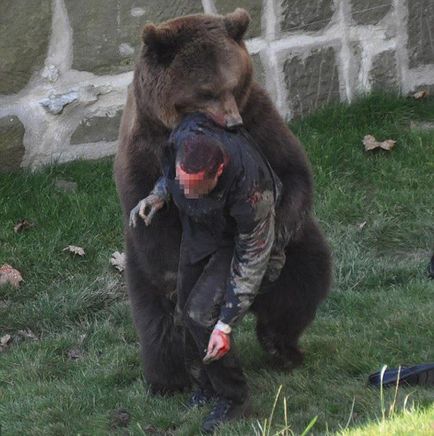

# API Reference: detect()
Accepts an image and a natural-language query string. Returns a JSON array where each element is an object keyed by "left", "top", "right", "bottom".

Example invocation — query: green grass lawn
[{"left": 0, "top": 94, "right": 433, "bottom": 435}]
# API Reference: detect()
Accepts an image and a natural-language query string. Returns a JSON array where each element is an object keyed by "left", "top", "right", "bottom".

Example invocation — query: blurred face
[{"left": 176, "top": 163, "right": 224, "bottom": 199}]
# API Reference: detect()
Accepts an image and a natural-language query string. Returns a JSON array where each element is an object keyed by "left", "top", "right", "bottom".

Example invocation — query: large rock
[
  {"left": 351, "top": 0, "right": 392, "bottom": 25},
  {"left": 65, "top": 0, "right": 203, "bottom": 75},
  {"left": 280, "top": 0, "right": 335, "bottom": 34},
  {"left": 70, "top": 111, "right": 123, "bottom": 144},
  {"left": 0, "top": 0, "right": 51, "bottom": 95},
  {"left": 408, "top": 0, "right": 434, "bottom": 68},
  {"left": 370, "top": 50, "right": 399, "bottom": 91},
  {"left": 0, "top": 116, "right": 25, "bottom": 171},
  {"left": 283, "top": 47, "right": 341, "bottom": 117},
  {"left": 214, "top": 0, "right": 263, "bottom": 39}
]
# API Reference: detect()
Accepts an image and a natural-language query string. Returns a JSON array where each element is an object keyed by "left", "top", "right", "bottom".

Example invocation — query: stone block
[
  {"left": 370, "top": 50, "right": 399, "bottom": 91},
  {"left": 214, "top": 0, "right": 263, "bottom": 39},
  {"left": 65, "top": 0, "right": 203, "bottom": 75},
  {"left": 0, "top": 116, "right": 25, "bottom": 171},
  {"left": 351, "top": 0, "right": 392, "bottom": 25},
  {"left": 251, "top": 53, "right": 266, "bottom": 88},
  {"left": 0, "top": 0, "right": 51, "bottom": 94},
  {"left": 283, "top": 47, "right": 341, "bottom": 117},
  {"left": 280, "top": 0, "right": 335, "bottom": 34},
  {"left": 408, "top": 0, "right": 434, "bottom": 68},
  {"left": 70, "top": 111, "right": 123, "bottom": 144}
]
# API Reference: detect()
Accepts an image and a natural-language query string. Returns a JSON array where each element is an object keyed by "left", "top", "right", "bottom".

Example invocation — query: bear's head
[{"left": 134, "top": 8, "right": 253, "bottom": 130}]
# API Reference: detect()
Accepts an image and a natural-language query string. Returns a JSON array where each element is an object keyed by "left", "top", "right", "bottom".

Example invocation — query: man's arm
[
  {"left": 129, "top": 176, "right": 170, "bottom": 227},
  {"left": 204, "top": 189, "right": 275, "bottom": 363},
  {"left": 129, "top": 142, "right": 176, "bottom": 227},
  {"left": 219, "top": 191, "right": 275, "bottom": 327}
]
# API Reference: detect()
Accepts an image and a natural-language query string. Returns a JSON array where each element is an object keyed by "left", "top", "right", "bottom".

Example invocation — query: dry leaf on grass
[
  {"left": 110, "top": 251, "right": 126, "bottom": 272},
  {"left": 1, "top": 334, "right": 11, "bottom": 347},
  {"left": 0, "top": 334, "right": 12, "bottom": 352},
  {"left": 0, "top": 264, "right": 23, "bottom": 288},
  {"left": 362, "top": 135, "right": 396, "bottom": 151},
  {"left": 413, "top": 90, "right": 428, "bottom": 100},
  {"left": 14, "top": 219, "right": 35, "bottom": 233},
  {"left": 67, "top": 348, "right": 83, "bottom": 360},
  {"left": 358, "top": 221, "right": 367, "bottom": 230},
  {"left": 110, "top": 408, "right": 131, "bottom": 430},
  {"left": 17, "top": 329, "right": 38, "bottom": 341},
  {"left": 63, "top": 245, "right": 85, "bottom": 256}
]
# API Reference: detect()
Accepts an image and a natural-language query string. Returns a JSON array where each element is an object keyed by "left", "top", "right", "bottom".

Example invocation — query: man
[{"left": 130, "top": 112, "right": 282, "bottom": 433}]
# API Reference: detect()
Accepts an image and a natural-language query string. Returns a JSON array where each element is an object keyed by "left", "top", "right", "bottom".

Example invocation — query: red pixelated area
[{"left": 175, "top": 163, "right": 220, "bottom": 199}]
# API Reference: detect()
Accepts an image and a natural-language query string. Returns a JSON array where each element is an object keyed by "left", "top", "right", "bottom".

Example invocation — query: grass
[{"left": 0, "top": 93, "right": 433, "bottom": 435}]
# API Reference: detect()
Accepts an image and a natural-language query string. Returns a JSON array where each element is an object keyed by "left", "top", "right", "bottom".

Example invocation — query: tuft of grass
[{"left": 1, "top": 94, "right": 433, "bottom": 435}]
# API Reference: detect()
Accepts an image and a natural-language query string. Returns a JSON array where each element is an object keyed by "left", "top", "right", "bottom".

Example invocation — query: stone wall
[{"left": 0, "top": 0, "right": 433, "bottom": 170}]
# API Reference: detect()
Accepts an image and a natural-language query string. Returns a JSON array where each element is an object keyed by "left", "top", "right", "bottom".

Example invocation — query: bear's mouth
[
  {"left": 204, "top": 110, "right": 226, "bottom": 128},
  {"left": 204, "top": 111, "right": 243, "bottom": 130}
]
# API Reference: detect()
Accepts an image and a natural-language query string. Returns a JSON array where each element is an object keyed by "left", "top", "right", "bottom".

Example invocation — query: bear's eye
[{"left": 198, "top": 90, "right": 217, "bottom": 100}]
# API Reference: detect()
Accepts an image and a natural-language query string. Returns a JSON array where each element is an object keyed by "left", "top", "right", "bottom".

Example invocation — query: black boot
[
  {"left": 201, "top": 396, "right": 251, "bottom": 433},
  {"left": 187, "top": 387, "right": 216, "bottom": 409}
]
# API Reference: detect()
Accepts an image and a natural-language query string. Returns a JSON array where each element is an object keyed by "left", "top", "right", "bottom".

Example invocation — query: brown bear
[{"left": 114, "top": 8, "right": 332, "bottom": 395}]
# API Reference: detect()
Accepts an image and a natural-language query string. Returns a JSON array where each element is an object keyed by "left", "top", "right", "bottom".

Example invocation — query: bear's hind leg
[
  {"left": 252, "top": 218, "right": 332, "bottom": 368},
  {"left": 126, "top": 242, "right": 190, "bottom": 395},
  {"left": 255, "top": 312, "right": 305, "bottom": 368}
]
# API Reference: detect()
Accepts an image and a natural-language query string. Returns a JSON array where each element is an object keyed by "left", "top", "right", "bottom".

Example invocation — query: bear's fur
[{"left": 114, "top": 8, "right": 332, "bottom": 394}]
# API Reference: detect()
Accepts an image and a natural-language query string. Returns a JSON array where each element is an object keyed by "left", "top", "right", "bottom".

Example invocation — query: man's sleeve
[
  {"left": 218, "top": 188, "right": 275, "bottom": 327},
  {"left": 150, "top": 144, "right": 175, "bottom": 202},
  {"left": 150, "top": 176, "right": 170, "bottom": 202}
]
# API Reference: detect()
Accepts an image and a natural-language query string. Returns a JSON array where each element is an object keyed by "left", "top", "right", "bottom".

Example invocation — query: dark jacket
[{"left": 153, "top": 112, "right": 282, "bottom": 326}]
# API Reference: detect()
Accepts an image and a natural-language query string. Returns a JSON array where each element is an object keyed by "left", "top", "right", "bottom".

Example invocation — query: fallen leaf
[
  {"left": 413, "top": 90, "right": 428, "bottom": 100},
  {"left": 55, "top": 179, "right": 77, "bottom": 192},
  {"left": 63, "top": 245, "right": 85, "bottom": 256},
  {"left": 17, "top": 329, "right": 38, "bottom": 341},
  {"left": 110, "top": 408, "right": 131, "bottom": 429},
  {"left": 1, "top": 334, "right": 12, "bottom": 347},
  {"left": 142, "top": 426, "right": 158, "bottom": 434},
  {"left": 0, "top": 264, "right": 23, "bottom": 288},
  {"left": 110, "top": 251, "right": 126, "bottom": 272},
  {"left": 358, "top": 221, "right": 367, "bottom": 230},
  {"left": 67, "top": 348, "right": 83, "bottom": 360},
  {"left": 0, "top": 333, "right": 12, "bottom": 352},
  {"left": 14, "top": 219, "right": 35, "bottom": 233},
  {"left": 362, "top": 135, "right": 396, "bottom": 151}
]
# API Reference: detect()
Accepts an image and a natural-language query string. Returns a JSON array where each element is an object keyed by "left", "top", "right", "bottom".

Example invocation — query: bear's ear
[
  {"left": 142, "top": 23, "right": 178, "bottom": 64},
  {"left": 224, "top": 8, "right": 251, "bottom": 42}
]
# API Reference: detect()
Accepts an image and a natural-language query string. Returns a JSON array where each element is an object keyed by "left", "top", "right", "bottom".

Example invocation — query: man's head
[{"left": 176, "top": 135, "right": 226, "bottom": 199}]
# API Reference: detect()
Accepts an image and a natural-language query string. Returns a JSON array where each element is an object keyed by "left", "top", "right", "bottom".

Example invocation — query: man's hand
[
  {"left": 203, "top": 328, "right": 231, "bottom": 364},
  {"left": 129, "top": 194, "right": 165, "bottom": 227}
]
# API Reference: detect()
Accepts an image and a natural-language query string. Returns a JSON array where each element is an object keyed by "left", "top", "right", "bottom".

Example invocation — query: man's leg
[
  {"left": 182, "top": 247, "right": 249, "bottom": 405},
  {"left": 175, "top": 247, "right": 214, "bottom": 398}
]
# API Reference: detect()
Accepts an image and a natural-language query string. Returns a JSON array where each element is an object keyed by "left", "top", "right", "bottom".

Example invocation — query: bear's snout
[{"left": 225, "top": 113, "right": 243, "bottom": 129}]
